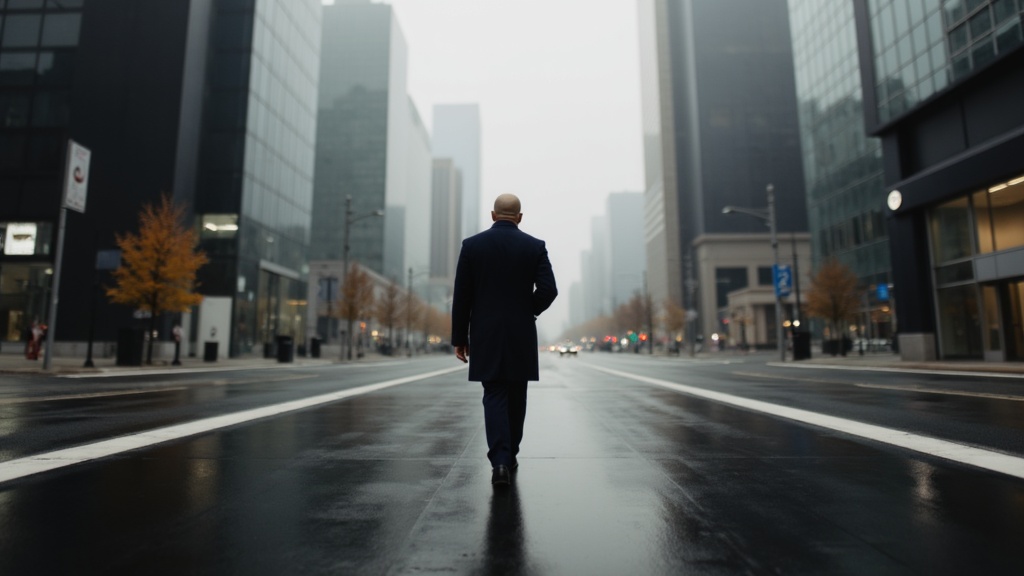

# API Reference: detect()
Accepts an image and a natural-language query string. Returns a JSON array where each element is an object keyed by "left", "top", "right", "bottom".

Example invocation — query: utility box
[
  {"left": 203, "top": 341, "right": 218, "bottom": 362},
  {"left": 276, "top": 335, "right": 294, "bottom": 363},
  {"left": 116, "top": 328, "right": 144, "bottom": 366},
  {"left": 792, "top": 330, "right": 811, "bottom": 361}
]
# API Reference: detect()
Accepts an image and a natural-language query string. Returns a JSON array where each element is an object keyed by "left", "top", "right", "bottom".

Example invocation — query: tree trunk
[{"left": 146, "top": 311, "right": 157, "bottom": 365}]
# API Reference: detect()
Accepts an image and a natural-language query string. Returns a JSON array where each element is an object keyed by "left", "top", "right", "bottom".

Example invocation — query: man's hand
[{"left": 455, "top": 345, "right": 469, "bottom": 363}]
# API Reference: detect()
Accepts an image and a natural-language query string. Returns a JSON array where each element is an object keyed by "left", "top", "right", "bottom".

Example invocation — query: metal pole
[
  {"left": 43, "top": 207, "right": 68, "bottom": 370},
  {"left": 768, "top": 184, "right": 783, "bottom": 362},
  {"left": 407, "top": 267, "right": 413, "bottom": 356},
  {"left": 342, "top": 195, "right": 352, "bottom": 360},
  {"left": 791, "top": 233, "right": 802, "bottom": 325}
]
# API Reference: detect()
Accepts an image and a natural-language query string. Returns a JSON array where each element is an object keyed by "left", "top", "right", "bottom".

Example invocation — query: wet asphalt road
[{"left": 2, "top": 353, "right": 1024, "bottom": 575}]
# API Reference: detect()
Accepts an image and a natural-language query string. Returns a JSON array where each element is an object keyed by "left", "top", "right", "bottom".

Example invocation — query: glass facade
[
  {"left": 0, "top": 0, "right": 81, "bottom": 344},
  {"left": 195, "top": 0, "right": 320, "bottom": 355},
  {"left": 866, "top": 0, "right": 1024, "bottom": 123},
  {"left": 789, "top": 0, "right": 893, "bottom": 342}
]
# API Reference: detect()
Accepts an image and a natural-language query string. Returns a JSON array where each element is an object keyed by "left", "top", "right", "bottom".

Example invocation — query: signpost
[{"left": 43, "top": 140, "right": 90, "bottom": 370}]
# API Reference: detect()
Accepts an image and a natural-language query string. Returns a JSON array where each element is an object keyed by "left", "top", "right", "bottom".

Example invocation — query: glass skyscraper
[
  {"left": 313, "top": 1, "right": 417, "bottom": 283},
  {"left": 788, "top": 0, "right": 892, "bottom": 342},
  {"left": 195, "top": 0, "right": 321, "bottom": 356}
]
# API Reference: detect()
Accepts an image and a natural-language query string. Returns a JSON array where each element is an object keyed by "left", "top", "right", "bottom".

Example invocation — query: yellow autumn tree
[
  {"left": 805, "top": 258, "right": 860, "bottom": 355},
  {"left": 107, "top": 195, "right": 208, "bottom": 364},
  {"left": 338, "top": 263, "right": 376, "bottom": 360}
]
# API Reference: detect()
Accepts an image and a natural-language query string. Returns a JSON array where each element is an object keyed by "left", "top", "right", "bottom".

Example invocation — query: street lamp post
[
  {"left": 406, "top": 267, "right": 428, "bottom": 356},
  {"left": 723, "top": 183, "right": 784, "bottom": 362},
  {"left": 341, "top": 195, "right": 383, "bottom": 361}
]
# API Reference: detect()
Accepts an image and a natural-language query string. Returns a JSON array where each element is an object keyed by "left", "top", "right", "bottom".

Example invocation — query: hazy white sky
[{"left": 384, "top": 0, "right": 646, "bottom": 340}]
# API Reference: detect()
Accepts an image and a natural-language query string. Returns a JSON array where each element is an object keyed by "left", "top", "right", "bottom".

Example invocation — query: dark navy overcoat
[{"left": 451, "top": 221, "right": 558, "bottom": 382}]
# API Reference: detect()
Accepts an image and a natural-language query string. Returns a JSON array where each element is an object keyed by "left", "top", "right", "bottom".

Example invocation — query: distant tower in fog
[{"left": 432, "top": 104, "right": 481, "bottom": 240}]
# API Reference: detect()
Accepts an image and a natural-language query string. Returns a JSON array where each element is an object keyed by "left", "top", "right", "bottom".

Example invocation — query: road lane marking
[
  {"left": 589, "top": 365, "right": 1024, "bottom": 480},
  {"left": 0, "top": 365, "right": 466, "bottom": 485}
]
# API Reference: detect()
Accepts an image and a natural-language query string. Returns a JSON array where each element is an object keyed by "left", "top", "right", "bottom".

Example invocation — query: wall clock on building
[{"left": 887, "top": 190, "right": 902, "bottom": 211}]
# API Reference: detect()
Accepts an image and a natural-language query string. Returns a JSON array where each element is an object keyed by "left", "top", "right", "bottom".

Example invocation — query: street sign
[
  {"left": 62, "top": 140, "right": 91, "bottom": 213},
  {"left": 876, "top": 283, "right": 890, "bottom": 301},
  {"left": 773, "top": 264, "right": 792, "bottom": 298}
]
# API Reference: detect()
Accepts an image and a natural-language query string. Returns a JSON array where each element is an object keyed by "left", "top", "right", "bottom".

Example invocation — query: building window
[
  {"left": 715, "top": 267, "right": 748, "bottom": 309},
  {"left": 988, "top": 177, "right": 1024, "bottom": 251},
  {"left": 935, "top": 284, "right": 983, "bottom": 358},
  {"left": 757, "top": 266, "right": 774, "bottom": 286},
  {"left": 1, "top": 15, "right": 41, "bottom": 48},
  {"left": 929, "top": 196, "right": 973, "bottom": 263},
  {"left": 0, "top": 90, "right": 31, "bottom": 126},
  {"left": 40, "top": 13, "right": 80, "bottom": 47},
  {"left": 30, "top": 89, "right": 68, "bottom": 126},
  {"left": 0, "top": 52, "right": 37, "bottom": 85}
]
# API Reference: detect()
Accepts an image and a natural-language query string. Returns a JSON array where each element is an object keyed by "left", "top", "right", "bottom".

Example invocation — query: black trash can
[
  {"left": 204, "top": 341, "right": 218, "bottom": 362},
  {"left": 792, "top": 330, "right": 812, "bottom": 361},
  {"left": 310, "top": 337, "right": 321, "bottom": 358},
  {"left": 276, "top": 335, "right": 294, "bottom": 363},
  {"left": 116, "top": 328, "right": 144, "bottom": 366}
]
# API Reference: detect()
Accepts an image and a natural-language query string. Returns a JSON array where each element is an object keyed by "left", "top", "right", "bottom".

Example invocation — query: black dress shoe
[
  {"left": 491, "top": 465, "right": 510, "bottom": 486},
  {"left": 511, "top": 459, "right": 519, "bottom": 472}
]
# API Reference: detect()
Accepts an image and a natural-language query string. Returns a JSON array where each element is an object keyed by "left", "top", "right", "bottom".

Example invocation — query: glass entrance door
[{"left": 1005, "top": 280, "right": 1024, "bottom": 362}]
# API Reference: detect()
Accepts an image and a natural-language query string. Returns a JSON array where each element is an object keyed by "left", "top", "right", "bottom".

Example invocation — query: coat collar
[{"left": 491, "top": 220, "right": 519, "bottom": 229}]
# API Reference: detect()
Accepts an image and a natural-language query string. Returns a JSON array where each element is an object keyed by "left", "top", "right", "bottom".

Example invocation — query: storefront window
[
  {"left": 930, "top": 196, "right": 973, "bottom": 263},
  {"left": 973, "top": 189, "right": 994, "bottom": 253},
  {"left": 989, "top": 177, "right": 1024, "bottom": 251},
  {"left": 936, "top": 284, "right": 983, "bottom": 358}
]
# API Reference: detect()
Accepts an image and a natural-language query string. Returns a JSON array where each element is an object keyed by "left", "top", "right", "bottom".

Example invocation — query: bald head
[{"left": 491, "top": 194, "right": 523, "bottom": 224}]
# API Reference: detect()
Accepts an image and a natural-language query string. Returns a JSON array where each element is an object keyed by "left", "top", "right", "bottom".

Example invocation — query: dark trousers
[{"left": 481, "top": 380, "right": 528, "bottom": 468}]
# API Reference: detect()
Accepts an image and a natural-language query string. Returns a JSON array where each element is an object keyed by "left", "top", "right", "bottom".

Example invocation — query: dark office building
[
  {"left": 0, "top": 0, "right": 321, "bottom": 358},
  {"left": 638, "top": 0, "right": 809, "bottom": 344},
  {"left": 853, "top": 0, "right": 1024, "bottom": 361}
]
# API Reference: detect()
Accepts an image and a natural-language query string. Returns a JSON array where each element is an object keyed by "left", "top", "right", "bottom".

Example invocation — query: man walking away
[{"left": 451, "top": 194, "right": 558, "bottom": 487}]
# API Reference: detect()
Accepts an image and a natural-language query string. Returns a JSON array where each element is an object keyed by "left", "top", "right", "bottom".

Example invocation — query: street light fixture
[
  {"left": 342, "top": 195, "right": 384, "bottom": 360},
  {"left": 722, "top": 183, "right": 784, "bottom": 362}
]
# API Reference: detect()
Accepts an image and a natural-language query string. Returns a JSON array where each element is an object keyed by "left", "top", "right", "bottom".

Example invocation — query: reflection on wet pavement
[{"left": 1, "top": 357, "right": 1024, "bottom": 575}]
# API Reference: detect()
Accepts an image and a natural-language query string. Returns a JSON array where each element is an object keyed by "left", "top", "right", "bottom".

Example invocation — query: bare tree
[
  {"left": 339, "top": 263, "right": 376, "bottom": 360},
  {"left": 374, "top": 281, "right": 403, "bottom": 354}
]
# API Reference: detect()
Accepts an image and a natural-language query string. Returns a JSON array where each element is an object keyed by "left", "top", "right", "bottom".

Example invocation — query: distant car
[{"left": 558, "top": 342, "right": 578, "bottom": 357}]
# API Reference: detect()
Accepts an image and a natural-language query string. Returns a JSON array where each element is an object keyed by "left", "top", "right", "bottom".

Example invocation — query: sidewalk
[
  {"left": 667, "top": 347, "right": 1024, "bottom": 376},
  {"left": 0, "top": 347, "right": 393, "bottom": 376}
]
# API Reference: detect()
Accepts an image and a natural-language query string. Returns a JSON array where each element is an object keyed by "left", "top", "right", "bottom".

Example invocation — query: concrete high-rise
[
  {"left": 430, "top": 158, "right": 462, "bottom": 284},
  {"left": 606, "top": 192, "right": 646, "bottom": 309},
  {"left": 432, "top": 104, "right": 481, "bottom": 240},
  {"left": 638, "top": 0, "right": 809, "bottom": 346}
]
